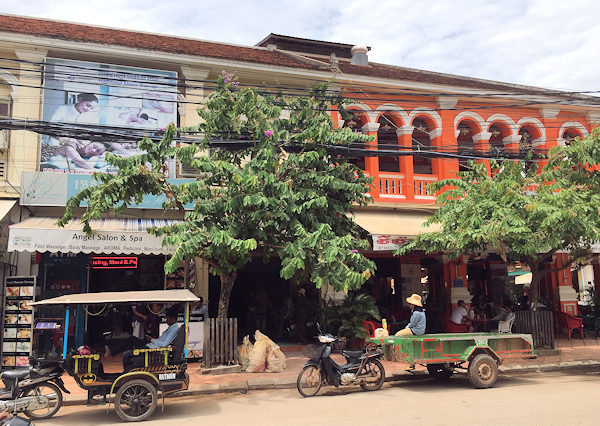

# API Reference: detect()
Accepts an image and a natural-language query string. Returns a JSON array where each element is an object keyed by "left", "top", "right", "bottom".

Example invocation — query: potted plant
[{"left": 324, "top": 294, "right": 380, "bottom": 349}]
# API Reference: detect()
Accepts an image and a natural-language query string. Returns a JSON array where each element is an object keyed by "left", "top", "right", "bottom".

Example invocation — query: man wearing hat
[
  {"left": 395, "top": 293, "right": 426, "bottom": 371},
  {"left": 395, "top": 294, "right": 426, "bottom": 337}
]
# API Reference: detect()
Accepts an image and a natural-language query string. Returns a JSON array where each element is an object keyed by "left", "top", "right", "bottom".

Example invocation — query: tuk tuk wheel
[
  {"left": 426, "top": 364, "right": 453, "bottom": 380},
  {"left": 115, "top": 379, "right": 157, "bottom": 422},
  {"left": 467, "top": 354, "right": 498, "bottom": 389}
]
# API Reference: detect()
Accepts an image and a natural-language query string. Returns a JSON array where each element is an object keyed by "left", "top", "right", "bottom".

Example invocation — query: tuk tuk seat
[{"left": 129, "top": 325, "right": 186, "bottom": 369}]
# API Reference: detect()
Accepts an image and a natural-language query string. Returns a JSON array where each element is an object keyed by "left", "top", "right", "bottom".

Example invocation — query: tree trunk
[
  {"left": 528, "top": 260, "right": 543, "bottom": 311},
  {"left": 218, "top": 271, "right": 237, "bottom": 319}
]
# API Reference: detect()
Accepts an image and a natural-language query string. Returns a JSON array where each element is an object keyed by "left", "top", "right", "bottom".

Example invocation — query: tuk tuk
[{"left": 30, "top": 289, "right": 199, "bottom": 422}]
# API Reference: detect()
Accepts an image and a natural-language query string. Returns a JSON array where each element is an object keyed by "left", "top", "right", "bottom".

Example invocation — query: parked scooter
[
  {"left": 0, "top": 358, "right": 68, "bottom": 421},
  {"left": 296, "top": 324, "right": 385, "bottom": 396}
]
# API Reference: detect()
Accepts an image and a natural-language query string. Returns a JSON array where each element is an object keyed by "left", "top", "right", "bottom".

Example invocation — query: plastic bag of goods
[
  {"left": 265, "top": 344, "right": 286, "bottom": 373},
  {"left": 238, "top": 335, "right": 253, "bottom": 372},
  {"left": 246, "top": 330, "right": 273, "bottom": 373}
]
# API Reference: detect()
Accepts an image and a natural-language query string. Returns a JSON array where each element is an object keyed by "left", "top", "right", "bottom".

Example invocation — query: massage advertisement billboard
[{"left": 40, "top": 58, "right": 178, "bottom": 174}]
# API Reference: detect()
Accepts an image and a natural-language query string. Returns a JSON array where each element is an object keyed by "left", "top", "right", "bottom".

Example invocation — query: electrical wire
[{"left": 0, "top": 118, "right": 553, "bottom": 162}]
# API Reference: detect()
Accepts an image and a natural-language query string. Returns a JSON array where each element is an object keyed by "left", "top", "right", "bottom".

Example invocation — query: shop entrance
[{"left": 86, "top": 255, "right": 165, "bottom": 347}]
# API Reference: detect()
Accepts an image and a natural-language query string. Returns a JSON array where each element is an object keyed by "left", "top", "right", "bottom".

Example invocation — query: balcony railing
[
  {"left": 414, "top": 175, "right": 437, "bottom": 200},
  {"left": 377, "top": 173, "right": 405, "bottom": 199}
]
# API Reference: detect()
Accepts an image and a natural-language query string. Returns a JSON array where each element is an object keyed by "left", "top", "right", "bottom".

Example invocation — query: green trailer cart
[{"left": 366, "top": 332, "right": 535, "bottom": 388}]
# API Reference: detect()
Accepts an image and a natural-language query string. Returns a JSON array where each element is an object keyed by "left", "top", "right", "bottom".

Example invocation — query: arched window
[
  {"left": 457, "top": 121, "right": 474, "bottom": 172},
  {"left": 488, "top": 124, "right": 506, "bottom": 158},
  {"left": 377, "top": 115, "right": 399, "bottom": 172},
  {"left": 562, "top": 130, "right": 578, "bottom": 146},
  {"left": 519, "top": 126, "right": 535, "bottom": 171},
  {"left": 412, "top": 118, "right": 432, "bottom": 174}
]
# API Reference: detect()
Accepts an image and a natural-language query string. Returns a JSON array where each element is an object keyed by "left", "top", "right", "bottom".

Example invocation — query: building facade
[{"left": 0, "top": 16, "right": 598, "bottom": 359}]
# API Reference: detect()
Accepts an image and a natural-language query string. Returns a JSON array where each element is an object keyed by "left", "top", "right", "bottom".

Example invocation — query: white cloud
[{"left": 1, "top": 0, "right": 599, "bottom": 92}]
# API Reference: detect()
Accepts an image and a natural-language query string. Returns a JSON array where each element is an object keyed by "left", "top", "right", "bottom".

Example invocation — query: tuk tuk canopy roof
[{"left": 31, "top": 289, "right": 199, "bottom": 305}]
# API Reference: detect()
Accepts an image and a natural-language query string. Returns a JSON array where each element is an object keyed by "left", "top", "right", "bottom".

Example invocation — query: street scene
[
  {"left": 40, "top": 367, "right": 600, "bottom": 426},
  {"left": 0, "top": 1, "right": 599, "bottom": 425}
]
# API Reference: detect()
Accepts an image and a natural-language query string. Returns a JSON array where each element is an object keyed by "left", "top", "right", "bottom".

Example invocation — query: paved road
[{"left": 35, "top": 367, "right": 600, "bottom": 425}]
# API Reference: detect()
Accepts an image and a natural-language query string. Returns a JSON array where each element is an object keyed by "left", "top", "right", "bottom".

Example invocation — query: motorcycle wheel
[
  {"left": 22, "top": 382, "right": 63, "bottom": 420},
  {"left": 297, "top": 365, "right": 323, "bottom": 397},
  {"left": 359, "top": 359, "right": 385, "bottom": 391}
]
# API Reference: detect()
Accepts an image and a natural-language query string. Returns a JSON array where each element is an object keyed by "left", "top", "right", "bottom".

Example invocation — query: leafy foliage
[
  {"left": 59, "top": 73, "right": 376, "bottom": 317},
  {"left": 323, "top": 294, "right": 380, "bottom": 340},
  {"left": 397, "top": 127, "right": 600, "bottom": 305}
]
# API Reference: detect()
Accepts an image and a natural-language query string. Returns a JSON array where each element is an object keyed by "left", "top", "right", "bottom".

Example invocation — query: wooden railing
[
  {"left": 204, "top": 318, "right": 238, "bottom": 367},
  {"left": 514, "top": 310, "right": 554, "bottom": 349}
]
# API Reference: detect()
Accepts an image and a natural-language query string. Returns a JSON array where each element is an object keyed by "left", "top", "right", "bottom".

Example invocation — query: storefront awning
[
  {"left": 32, "top": 289, "right": 199, "bottom": 305},
  {"left": 8, "top": 217, "right": 181, "bottom": 255},
  {"left": 351, "top": 210, "right": 440, "bottom": 251},
  {"left": 0, "top": 199, "right": 16, "bottom": 222}
]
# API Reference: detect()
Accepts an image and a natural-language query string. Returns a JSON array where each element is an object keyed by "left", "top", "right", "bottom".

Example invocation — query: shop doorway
[{"left": 86, "top": 255, "right": 165, "bottom": 347}]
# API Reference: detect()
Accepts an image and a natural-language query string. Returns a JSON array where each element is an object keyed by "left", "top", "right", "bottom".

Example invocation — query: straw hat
[
  {"left": 406, "top": 294, "right": 423, "bottom": 307},
  {"left": 297, "top": 288, "right": 306, "bottom": 295}
]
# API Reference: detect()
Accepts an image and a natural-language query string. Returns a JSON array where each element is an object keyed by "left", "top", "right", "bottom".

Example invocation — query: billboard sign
[{"left": 40, "top": 58, "right": 177, "bottom": 174}]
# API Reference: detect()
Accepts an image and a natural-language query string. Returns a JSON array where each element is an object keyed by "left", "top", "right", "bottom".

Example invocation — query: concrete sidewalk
[{"left": 60, "top": 336, "right": 600, "bottom": 405}]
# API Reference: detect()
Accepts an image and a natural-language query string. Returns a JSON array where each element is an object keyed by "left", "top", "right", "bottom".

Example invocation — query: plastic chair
[
  {"left": 361, "top": 320, "right": 382, "bottom": 338},
  {"left": 560, "top": 312, "right": 585, "bottom": 347},
  {"left": 497, "top": 312, "right": 516, "bottom": 333},
  {"left": 442, "top": 316, "right": 467, "bottom": 333}
]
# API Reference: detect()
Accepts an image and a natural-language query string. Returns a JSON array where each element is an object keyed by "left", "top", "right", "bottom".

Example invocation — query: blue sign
[{"left": 21, "top": 172, "right": 194, "bottom": 210}]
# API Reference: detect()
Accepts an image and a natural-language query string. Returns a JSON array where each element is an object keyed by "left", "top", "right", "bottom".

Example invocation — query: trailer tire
[
  {"left": 426, "top": 364, "right": 453, "bottom": 380},
  {"left": 468, "top": 354, "right": 498, "bottom": 389}
]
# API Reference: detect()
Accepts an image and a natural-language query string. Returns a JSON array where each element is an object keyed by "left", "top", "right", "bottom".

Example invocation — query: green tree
[
  {"left": 397, "top": 127, "right": 600, "bottom": 308},
  {"left": 59, "top": 73, "right": 375, "bottom": 318}
]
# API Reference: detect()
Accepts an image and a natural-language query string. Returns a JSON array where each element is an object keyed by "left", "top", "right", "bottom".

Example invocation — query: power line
[{"left": 0, "top": 118, "right": 554, "bottom": 163}]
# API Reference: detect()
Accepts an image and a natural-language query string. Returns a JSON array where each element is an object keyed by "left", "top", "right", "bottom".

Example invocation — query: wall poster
[
  {"left": 1, "top": 276, "right": 36, "bottom": 368},
  {"left": 40, "top": 58, "right": 178, "bottom": 174}
]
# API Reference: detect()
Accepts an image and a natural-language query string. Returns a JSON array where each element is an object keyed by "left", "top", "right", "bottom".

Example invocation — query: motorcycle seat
[
  {"left": 342, "top": 350, "right": 363, "bottom": 359},
  {"left": 2, "top": 368, "right": 30, "bottom": 381}
]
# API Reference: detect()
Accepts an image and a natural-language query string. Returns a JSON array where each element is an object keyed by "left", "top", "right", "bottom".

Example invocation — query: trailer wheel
[
  {"left": 468, "top": 354, "right": 498, "bottom": 389},
  {"left": 115, "top": 379, "right": 157, "bottom": 422},
  {"left": 426, "top": 364, "right": 453, "bottom": 380}
]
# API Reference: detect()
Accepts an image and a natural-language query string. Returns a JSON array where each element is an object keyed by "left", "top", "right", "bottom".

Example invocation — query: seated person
[
  {"left": 451, "top": 300, "right": 474, "bottom": 332},
  {"left": 451, "top": 300, "right": 468, "bottom": 325},
  {"left": 105, "top": 308, "right": 180, "bottom": 369},
  {"left": 394, "top": 294, "right": 426, "bottom": 371},
  {"left": 395, "top": 294, "right": 426, "bottom": 337}
]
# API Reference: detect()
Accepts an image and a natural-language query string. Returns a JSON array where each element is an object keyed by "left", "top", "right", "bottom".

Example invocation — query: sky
[{"left": 1, "top": 0, "right": 599, "bottom": 93}]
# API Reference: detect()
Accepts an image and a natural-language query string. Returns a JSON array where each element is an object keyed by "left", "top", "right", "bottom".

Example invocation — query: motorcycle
[
  {"left": 0, "top": 358, "right": 68, "bottom": 421},
  {"left": 296, "top": 325, "right": 385, "bottom": 396}
]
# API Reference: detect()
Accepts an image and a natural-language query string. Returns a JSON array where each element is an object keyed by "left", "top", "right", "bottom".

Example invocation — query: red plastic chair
[
  {"left": 361, "top": 320, "right": 382, "bottom": 338},
  {"left": 442, "top": 316, "right": 467, "bottom": 333},
  {"left": 560, "top": 312, "right": 585, "bottom": 347}
]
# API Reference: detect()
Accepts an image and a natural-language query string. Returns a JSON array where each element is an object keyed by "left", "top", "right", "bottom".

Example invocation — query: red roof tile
[{"left": 0, "top": 14, "right": 315, "bottom": 71}]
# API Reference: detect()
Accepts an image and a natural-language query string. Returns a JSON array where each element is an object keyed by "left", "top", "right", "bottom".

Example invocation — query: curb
[{"left": 61, "top": 360, "right": 600, "bottom": 406}]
